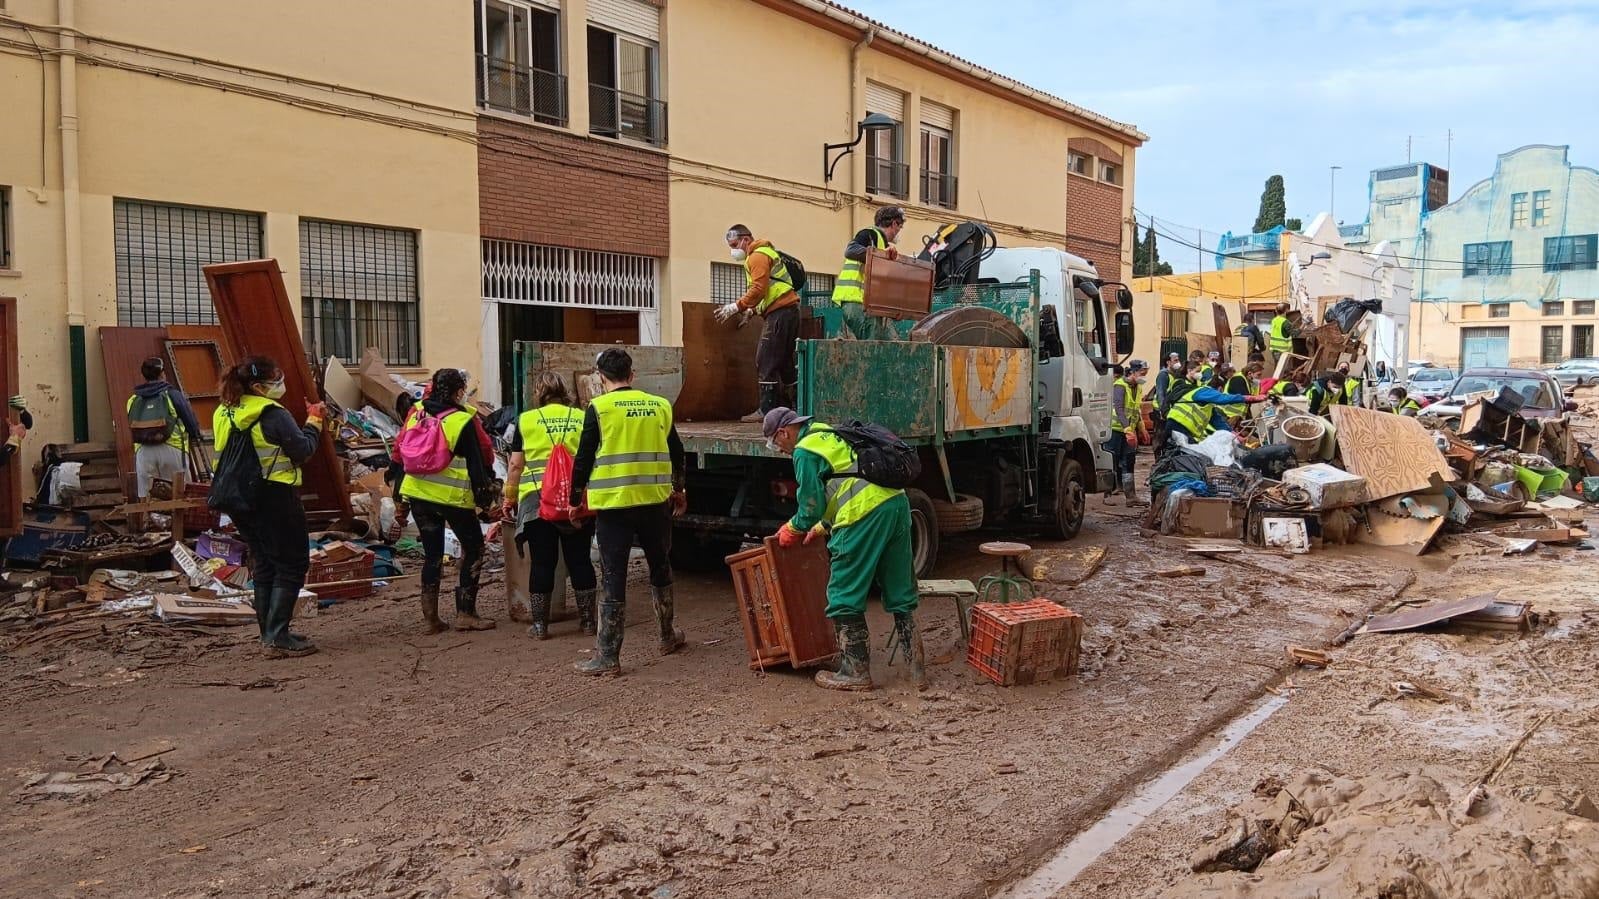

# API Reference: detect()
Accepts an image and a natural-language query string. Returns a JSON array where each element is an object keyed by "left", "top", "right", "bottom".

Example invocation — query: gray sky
[{"left": 846, "top": 0, "right": 1599, "bottom": 267}]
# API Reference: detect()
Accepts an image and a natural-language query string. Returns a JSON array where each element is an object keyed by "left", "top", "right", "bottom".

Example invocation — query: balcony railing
[
  {"left": 476, "top": 54, "right": 567, "bottom": 126},
  {"left": 920, "top": 171, "right": 958, "bottom": 209},
  {"left": 867, "top": 157, "right": 909, "bottom": 200},
  {"left": 589, "top": 84, "right": 667, "bottom": 147}
]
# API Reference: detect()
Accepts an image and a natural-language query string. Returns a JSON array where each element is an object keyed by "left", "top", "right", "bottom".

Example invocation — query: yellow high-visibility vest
[
  {"left": 399, "top": 408, "right": 476, "bottom": 509},
  {"left": 127, "top": 393, "right": 188, "bottom": 452},
  {"left": 586, "top": 389, "right": 674, "bottom": 509},
  {"left": 745, "top": 246, "right": 797, "bottom": 314},
  {"left": 516, "top": 403, "right": 584, "bottom": 504},
  {"left": 1269, "top": 316, "right": 1293, "bottom": 353},
  {"left": 1165, "top": 387, "right": 1214, "bottom": 441},
  {"left": 1113, "top": 377, "right": 1140, "bottom": 432},
  {"left": 830, "top": 227, "right": 886, "bottom": 306},
  {"left": 793, "top": 423, "right": 901, "bottom": 529},
  {"left": 213, "top": 395, "right": 301, "bottom": 487}
]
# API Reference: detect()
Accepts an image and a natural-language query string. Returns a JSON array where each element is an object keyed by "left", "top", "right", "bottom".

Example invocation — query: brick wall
[
  {"left": 1065, "top": 173, "right": 1123, "bottom": 278},
  {"left": 478, "top": 116, "right": 670, "bottom": 257}
]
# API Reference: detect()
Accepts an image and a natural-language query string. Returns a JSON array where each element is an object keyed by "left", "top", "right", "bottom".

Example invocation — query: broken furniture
[
  {"left": 966, "top": 599, "right": 1083, "bottom": 686},
  {"left": 917, "top": 578, "right": 978, "bottom": 642},
  {"left": 861, "top": 249, "right": 935, "bottom": 321},
  {"left": 977, "top": 541, "right": 1035, "bottom": 604},
  {"left": 726, "top": 536, "right": 837, "bottom": 671}
]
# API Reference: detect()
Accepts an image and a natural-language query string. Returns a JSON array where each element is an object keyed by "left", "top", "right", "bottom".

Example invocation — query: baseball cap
[
  {"left": 1128, "top": 359, "right": 1149, "bottom": 372},
  {"left": 762, "top": 406, "right": 812, "bottom": 439}
]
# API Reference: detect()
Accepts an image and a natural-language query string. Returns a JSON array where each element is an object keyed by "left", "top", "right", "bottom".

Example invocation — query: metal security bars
[
  {"left": 114, "top": 199, "right": 263, "bottom": 326},
  {"left": 710, "top": 262, "right": 744, "bottom": 304},
  {"left": 299, "top": 220, "right": 420, "bottom": 366},
  {"left": 483, "top": 239, "right": 656, "bottom": 311},
  {"left": 588, "top": 84, "right": 667, "bottom": 147}
]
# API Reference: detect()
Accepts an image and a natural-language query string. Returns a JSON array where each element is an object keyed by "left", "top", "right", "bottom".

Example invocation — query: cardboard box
[
  {"left": 1284, "top": 463, "right": 1368, "bottom": 510},
  {"left": 152, "top": 594, "right": 256, "bottom": 625},
  {"left": 1178, "top": 497, "right": 1242, "bottom": 539}
]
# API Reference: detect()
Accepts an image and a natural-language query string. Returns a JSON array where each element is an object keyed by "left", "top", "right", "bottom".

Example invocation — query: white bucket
[{"left": 1279, "top": 415, "right": 1328, "bottom": 461}]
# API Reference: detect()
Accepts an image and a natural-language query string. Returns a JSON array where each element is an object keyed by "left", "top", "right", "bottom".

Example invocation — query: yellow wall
[
  {"left": 0, "top": 0, "right": 481, "bottom": 450},
  {"left": 1411, "top": 300, "right": 1599, "bottom": 368}
]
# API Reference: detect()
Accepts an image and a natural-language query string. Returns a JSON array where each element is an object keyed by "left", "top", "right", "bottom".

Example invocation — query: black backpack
[
  {"left": 826, "top": 420, "right": 921, "bottom": 489},
  {"left": 128, "top": 393, "right": 177, "bottom": 445},
  {"left": 208, "top": 410, "right": 264, "bottom": 516},
  {"left": 774, "top": 249, "right": 808, "bottom": 297}
]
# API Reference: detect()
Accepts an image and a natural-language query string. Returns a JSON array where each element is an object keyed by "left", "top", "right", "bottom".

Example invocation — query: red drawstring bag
[{"left": 538, "top": 441, "right": 592, "bottom": 524}]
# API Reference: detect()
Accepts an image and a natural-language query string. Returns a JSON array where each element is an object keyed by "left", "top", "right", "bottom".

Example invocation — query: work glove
[
  {"left": 500, "top": 496, "right": 517, "bottom": 521},
  {"left": 670, "top": 488, "right": 687, "bottom": 518},
  {"left": 776, "top": 522, "right": 823, "bottom": 547},
  {"left": 713, "top": 303, "right": 743, "bottom": 324}
]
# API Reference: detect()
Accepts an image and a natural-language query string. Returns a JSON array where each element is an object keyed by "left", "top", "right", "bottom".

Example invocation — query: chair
[
  {"left": 916, "top": 578, "right": 978, "bottom": 642},
  {"left": 977, "top": 541, "right": 1034, "bottom": 604}
]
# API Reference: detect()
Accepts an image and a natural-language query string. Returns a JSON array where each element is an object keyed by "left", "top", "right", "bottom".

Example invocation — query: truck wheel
[
  {"left": 932, "top": 493, "right": 985, "bottom": 533},
  {"left": 905, "top": 488, "right": 940, "bottom": 578},
  {"left": 1044, "top": 456, "right": 1087, "bottom": 540},
  {"left": 669, "top": 530, "right": 744, "bottom": 573}
]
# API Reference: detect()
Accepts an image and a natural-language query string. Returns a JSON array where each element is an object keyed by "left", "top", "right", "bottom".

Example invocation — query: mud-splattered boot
[
  {"left": 453, "top": 584, "right": 497, "bottom": 631},
  {"left": 576, "top": 588, "right": 598, "bottom": 636},
  {"left": 575, "top": 600, "right": 623, "bottom": 676},
  {"left": 419, "top": 584, "right": 447, "bottom": 634},
  {"left": 891, "top": 610, "right": 926, "bottom": 687},
  {"left": 1122, "top": 479, "right": 1148, "bottom": 507},
  {"left": 527, "top": 593, "right": 550, "bottom": 640},
  {"left": 651, "top": 585, "right": 686, "bottom": 655},
  {"left": 814, "top": 616, "right": 873, "bottom": 691}
]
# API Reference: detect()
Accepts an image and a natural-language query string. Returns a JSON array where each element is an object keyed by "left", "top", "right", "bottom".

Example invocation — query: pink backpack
[{"left": 396, "top": 408, "right": 453, "bottom": 475}]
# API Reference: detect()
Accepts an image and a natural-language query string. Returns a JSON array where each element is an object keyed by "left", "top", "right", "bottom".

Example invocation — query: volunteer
[
  {"left": 568, "top": 348, "right": 688, "bottom": 676},
  {"left": 1388, "top": 387, "right": 1423, "bottom": 416},
  {"left": 126, "top": 355, "right": 205, "bottom": 498},
  {"left": 213, "top": 356, "right": 324, "bottom": 658},
  {"left": 764, "top": 407, "right": 921, "bottom": 691},
  {"left": 1164, "top": 366, "right": 1263, "bottom": 445},
  {"left": 1269, "top": 303, "right": 1299, "bottom": 358},
  {"left": 503, "top": 371, "right": 596, "bottom": 640},
  {"left": 399, "top": 368, "right": 498, "bottom": 634},
  {"left": 1338, "top": 362, "right": 1362, "bottom": 407},
  {"left": 718, "top": 224, "right": 803, "bottom": 421},
  {"left": 1304, "top": 371, "right": 1344, "bottom": 417},
  {"left": 1108, "top": 361, "right": 1149, "bottom": 505},
  {"left": 831, "top": 206, "right": 905, "bottom": 341}
]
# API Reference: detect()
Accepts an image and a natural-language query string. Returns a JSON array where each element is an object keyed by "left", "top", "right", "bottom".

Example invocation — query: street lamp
[{"left": 823, "top": 112, "right": 897, "bottom": 183}]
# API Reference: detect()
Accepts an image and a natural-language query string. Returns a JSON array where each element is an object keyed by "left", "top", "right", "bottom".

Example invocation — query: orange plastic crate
[
  {"left": 966, "top": 599, "right": 1083, "bottom": 686},
  {"left": 183, "top": 481, "right": 221, "bottom": 533}
]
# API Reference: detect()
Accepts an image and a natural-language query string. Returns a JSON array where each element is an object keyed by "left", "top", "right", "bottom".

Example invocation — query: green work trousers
[
  {"left": 840, "top": 303, "right": 898, "bottom": 341},
  {"left": 824, "top": 492, "right": 918, "bottom": 619}
]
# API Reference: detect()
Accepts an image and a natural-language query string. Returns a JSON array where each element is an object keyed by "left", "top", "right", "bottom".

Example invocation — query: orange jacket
[{"left": 735, "top": 239, "right": 799, "bottom": 314}]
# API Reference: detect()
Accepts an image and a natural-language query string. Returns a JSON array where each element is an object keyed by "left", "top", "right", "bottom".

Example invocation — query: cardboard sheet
[{"left": 1330, "top": 405, "right": 1453, "bottom": 502}]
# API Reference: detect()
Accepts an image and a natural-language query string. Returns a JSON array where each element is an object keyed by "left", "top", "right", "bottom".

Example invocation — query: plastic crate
[
  {"left": 966, "top": 599, "right": 1083, "bottom": 686},
  {"left": 184, "top": 481, "right": 221, "bottom": 533},
  {"left": 196, "top": 530, "right": 248, "bottom": 566},
  {"left": 307, "top": 546, "right": 377, "bottom": 601}
]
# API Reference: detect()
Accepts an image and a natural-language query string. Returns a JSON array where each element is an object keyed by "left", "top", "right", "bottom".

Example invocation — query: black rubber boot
[
  {"left": 419, "top": 584, "right": 447, "bottom": 634},
  {"left": 454, "top": 584, "right": 496, "bottom": 631},
  {"left": 527, "top": 593, "right": 550, "bottom": 639},
  {"left": 576, "top": 588, "right": 597, "bottom": 636},
  {"left": 1122, "top": 479, "right": 1148, "bottom": 507},
  {"left": 651, "top": 585, "right": 686, "bottom": 655},
  {"left": 575, "top": 601, "right": 623, "bottom": 676},
  {"left": 264, "top": 587, "right": 317, "bottom": 658},
  {"left": 252, "top": 579, "right": 272, "bottom": 645},
  {"left": 742, "top": 384, "right": 779, "bottom": 422},
  {"left": 890, "top": 611, "right": 926, "bottom": 687},
  {"left": 814, "top": 616, "right": 873, "bottom": 691}
]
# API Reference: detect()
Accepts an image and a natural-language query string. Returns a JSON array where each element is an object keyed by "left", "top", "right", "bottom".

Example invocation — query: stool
[
  {"left": 917, "top": 578, "right": 978, "bottom": 642},
  {"left": 977, "top": 541, "right": 1034, "bottom": 604}
]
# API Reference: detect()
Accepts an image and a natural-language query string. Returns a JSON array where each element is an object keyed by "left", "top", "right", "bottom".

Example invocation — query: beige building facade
[{"left": 0, "top": 0, "right": 482, "bottom": 448}]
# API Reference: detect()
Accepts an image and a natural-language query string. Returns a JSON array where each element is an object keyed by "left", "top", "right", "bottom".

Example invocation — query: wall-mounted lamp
[{"left": 823, "top": 112, "right": 897, "bottom": 183}]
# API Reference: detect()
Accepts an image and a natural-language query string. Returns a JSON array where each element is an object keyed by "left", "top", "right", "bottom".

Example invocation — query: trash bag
[
  {"left": 1149, "top": 441, "right": 1211, "bottom": 484},
  {"left": 1327, "top": 298, "right": 1384, "bottom": 334},
  {"left": 1237, "top": 444, "right": 1298, "bottom": 480}
]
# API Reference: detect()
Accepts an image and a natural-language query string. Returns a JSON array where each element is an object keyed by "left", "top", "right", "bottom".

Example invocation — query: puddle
[{"left": 997, "top": 694, "right": 1290, "bottom": 899}]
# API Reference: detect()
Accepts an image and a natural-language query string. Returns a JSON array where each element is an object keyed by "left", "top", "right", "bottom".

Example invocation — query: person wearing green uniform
[
  {"left": 764, "top": 407, "right": 921, "bottom": 691},
  {"left": 831, "top": 206, "right": 905, "bottom": 341}
]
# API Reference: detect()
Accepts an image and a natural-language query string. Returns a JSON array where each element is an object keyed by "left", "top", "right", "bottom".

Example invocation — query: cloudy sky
[{"left": 846, "top": 0, "right": 1599, "bottom": 267}]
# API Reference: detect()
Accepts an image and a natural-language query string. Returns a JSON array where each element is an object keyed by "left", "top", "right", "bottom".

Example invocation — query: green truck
[{"left": 514, "top": 246, "right": 1134, "bottom": 577}]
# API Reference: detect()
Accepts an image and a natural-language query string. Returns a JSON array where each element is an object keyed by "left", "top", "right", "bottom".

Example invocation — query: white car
[
  {"left": 1406, "top": 366, "right": 1457, "bottom": 402},
  {"left": 1546, "top": 358, "right": 1599, "bottom": 390}
]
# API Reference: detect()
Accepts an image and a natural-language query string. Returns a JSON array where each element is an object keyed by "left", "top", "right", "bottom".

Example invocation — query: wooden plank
[
  {"left": 764, "top": 536, "right": 837, "bottom": 669},
  {"left": 1330, "top": 405, "right": 1453, "bottom": 502},
  {"left": 676, "top": 302, "right": 760, "bottom": 422},
  {"left": 862, "top": 249, "right": 935, "bottom": 320},
  {"left": 203, "top": 260, "right": 352, "bottom": 524},
  {"left": 0, "top": 297, "right": 18, "bottom": 537},
  {"left": 942, "top": 346, "right": 1031, "bottom": 432},
  {"left": 97, "top": 326, "right": 168, "bottom": 499}
]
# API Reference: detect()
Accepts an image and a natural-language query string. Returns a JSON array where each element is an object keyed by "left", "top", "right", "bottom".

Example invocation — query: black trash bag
[
  {"left": 1327, "top": 297, "right": 1384, "bottom": 335},
  {"left": 1149, "top": 440, "right": 1211, "bottom": 483},
  {"left": 1237, "top": 444, "right": 1298, "bottom": 480}
]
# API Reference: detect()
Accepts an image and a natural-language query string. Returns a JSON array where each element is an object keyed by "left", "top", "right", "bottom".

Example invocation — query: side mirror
[
  {"left": 1117, "top": 287, "right": 1134, "bottom": 311},
  {"left": 1115, "top": 310, "right": 1135, "bottom": 355},
  {"left": 1564, "top": 400, "right": 1579, "bottom": 413},
  {"left": 1075, "top": 279, "right": 1101, "bottom": 301}
]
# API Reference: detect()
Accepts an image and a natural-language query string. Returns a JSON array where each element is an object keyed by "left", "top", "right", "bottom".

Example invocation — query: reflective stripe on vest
[
  {"left": 745, "top": 246, "right": 796, "bottom": 314},
  {"left": 1269, "top": 316, "right": 1292, "bottom": 353},
  {"left": 399, "top": 409, "right": 476, "bottom": 509},
  {"left": 587, "top": 389, "right": 674, "bottom": 509},
  {"left": 794, "top": 423, "right": 899, "bottom": 529},
  {"left": 516, "top": 404, "right": 584, "bottom": 504},
  {"left": 1221, "top": 377, "right": 1253, "bottom": 419},
  {"left": 1343, "top": 378, "right": 1361, "bottom": 404},
  {"left": 830, "top": 228, "right": 886, "bottom": 305},
  {"left": 1165, "top": 387, "right": 1213, "bottom": 441},
  {"left": 1113, "top": 378, "right": 1140, "bottom": 431},
  {"left": 212, "top": 394, "right": 302, "bottom": 487}
]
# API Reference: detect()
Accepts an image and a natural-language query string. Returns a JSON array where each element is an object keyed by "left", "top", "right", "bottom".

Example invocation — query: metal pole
[{"left": 1330, "top": 165, "right": 1341, "bottom": 223}]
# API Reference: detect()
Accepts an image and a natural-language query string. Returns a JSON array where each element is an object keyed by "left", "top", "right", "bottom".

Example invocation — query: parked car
[
  {"left": 1422, "top": 368, "right": 1571, "bottom": 429},
  {"left": 1546, "top": 357, "right": 1599, "bottom": 390},
  {"left": 1406, "top": 366, "right": 1458, "bottom": 402}
]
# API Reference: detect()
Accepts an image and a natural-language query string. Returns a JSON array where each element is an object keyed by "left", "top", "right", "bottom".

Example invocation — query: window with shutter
[
  {"left": 114, "top": 199, "right": 264, "bottom": 327},
  {"left": 300, "top": 220, "right": 420, "bottom": 366}
]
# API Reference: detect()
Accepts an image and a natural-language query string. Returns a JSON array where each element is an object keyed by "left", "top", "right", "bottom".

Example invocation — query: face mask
[
  {"left": 263, "top": 380, "right": 287, "bottom": 399},
  {"left": 730, "top": 248, "right": 747, "bottom": 262},
  {"left": 765, "top": 437, "right": 781, "bottom": 453}
]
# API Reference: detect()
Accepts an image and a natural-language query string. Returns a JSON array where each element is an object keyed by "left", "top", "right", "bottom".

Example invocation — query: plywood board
[
  {"left": 323, "top": 356, "right": 361, "bottom": 412},
  {"left": 1363, "top": 592, "right": 1496, "bottom": 633},
  {"left": 862, "top": 249, "right": 935, "bottom": 320},
  {"left": 676, "top": 302, "right": 760, "bottom": 422},
  {"left": 942, "top": 346, "right": 1031, "bottom": 432},
  {"left": 99, "top": 326, "right": 170, "bottom": 496},
  {"left": 203, "top": 259, "right": 351, "bottom": 523},
  {"left": 1357, "top": 509, "right": 1446, "bottom": 555},
  {"left": 164, "top": 335, "right": 228, "bottom": 438},
  {"left": 0, "top": 298, "right": 19, "bottom": 537},
  {"left": 1330, "top": 405, "right": 1453, "bottom": 502}
]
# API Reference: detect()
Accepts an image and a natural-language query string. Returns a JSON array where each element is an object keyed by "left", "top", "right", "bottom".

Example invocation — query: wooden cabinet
[{"left": 727, "top": 536, "right": 837, "bottom": 670}]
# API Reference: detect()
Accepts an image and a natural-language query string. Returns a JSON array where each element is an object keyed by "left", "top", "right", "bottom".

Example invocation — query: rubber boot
[
  {"left": 1122, "top": 479, "right": 1148, "bottom": 507},
  {"left": 575, "top": 601, "right": 623, "bottom": 676},
  {"left": 419, "top": 584, "right": 447, "bottom": 634},
  {"left": 741, "top": 384, "right": 779, "bottom": 422},
  {"left": 814, "top": 616, "right": 873, "bottom": 691},
  {"left": 651, "top": 585, "right": 686, "bottom": 655},
  {"left": 264, "top": 587, "right": 317, "bottom": 658},
  {"left": 527, "top": 593, "right": 550, "bottom": 640},
  {"left": 891, "top": 611, "right": 926, "bottom": 687},
  {"left": 252, "top": 579, "right": 272, "bottom": 645},
  {"left": 576, "top": 588, "right": 598, "bottom": 636},
  {"left": 453, "top": 584, "right": 497, "bottom": 631}
]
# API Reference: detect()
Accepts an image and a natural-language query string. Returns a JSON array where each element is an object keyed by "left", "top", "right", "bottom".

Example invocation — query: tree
[
  {"left": 1133, "top": 224, "right": 1173, "bottom": 277},
  {"left": 1285, "top": 217, "right": 1303, "bottom": 232},
  {"left": 1254, "top": 175, "right": 1287, "bottom": 233}
]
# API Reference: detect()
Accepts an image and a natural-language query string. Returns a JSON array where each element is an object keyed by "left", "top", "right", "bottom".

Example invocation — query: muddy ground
[{"left": 0, "top": 498, "right": 1582, "bottom": 898}]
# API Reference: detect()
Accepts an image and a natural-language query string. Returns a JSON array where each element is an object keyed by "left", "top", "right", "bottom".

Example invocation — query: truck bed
[{"left": 678, "top": 420, "right": 778, "bottom": 458}]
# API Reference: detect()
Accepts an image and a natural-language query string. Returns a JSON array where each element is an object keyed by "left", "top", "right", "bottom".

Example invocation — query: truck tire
[
  {"left": 1044, "top": 456, "right": 1087, "bottom": 540},
  {"left": 932, "top": 493, "right": 985, "bottom": 533},
  {"left": 670, "top": 529, "right": 744, "bottom": 573},
  {"left": 906, "top": 488, "right": 940, "bottom": 578}
]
